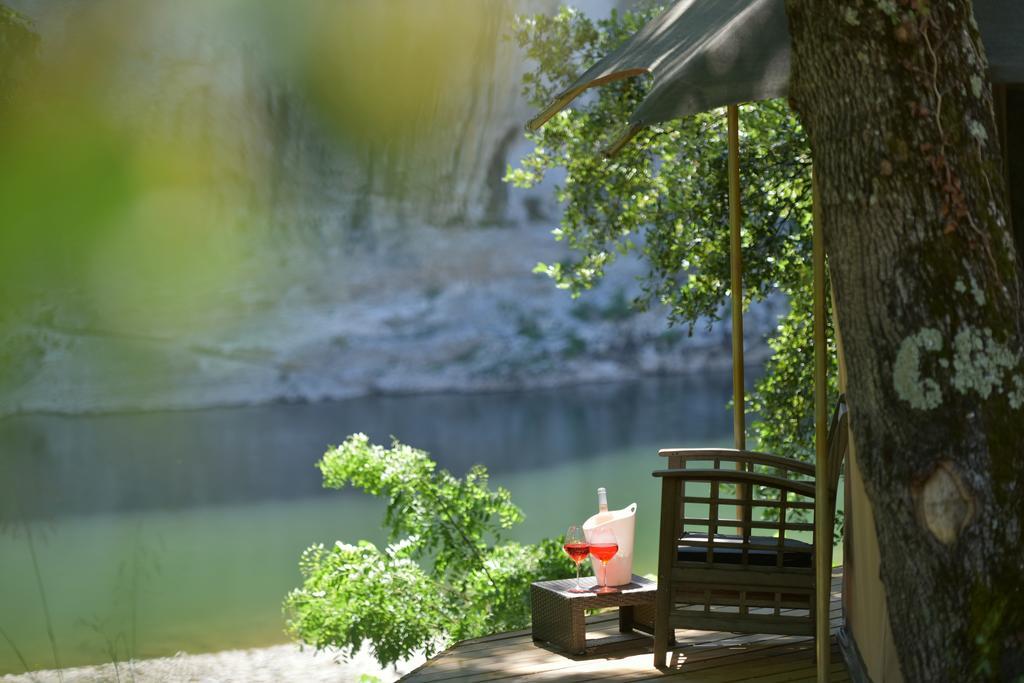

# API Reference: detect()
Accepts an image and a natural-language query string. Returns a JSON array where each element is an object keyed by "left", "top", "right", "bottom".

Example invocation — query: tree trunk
[{"left": 785, "top": 2, "right": 1024, "bottom": 680}]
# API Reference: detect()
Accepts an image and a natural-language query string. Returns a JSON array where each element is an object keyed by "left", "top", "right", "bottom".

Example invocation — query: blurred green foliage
[
  {"left": 252, "top": 0, "right": 514, "bottom": 152},
  {"left": 0, "top": 2, "right": 271, "bottom": 403},
  {"left": 0, "top": 5, "right": 37, "bottom": 103},
  {"left": 507, "top": 4, "right": 839, "bottom": 464},
  {"left": 283, "top": 434, "right": 573, "bottom": 667},
  {"left": 0, "top": 1, "right": 517, "bottom": 406}
]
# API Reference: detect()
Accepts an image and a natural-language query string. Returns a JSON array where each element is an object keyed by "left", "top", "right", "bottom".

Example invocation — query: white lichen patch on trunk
[
  {"left": 894, "top": 328, "right": 944, "bottom": 409},
  {"left": 970, "top": 75, "right": 983, "bottom": 98},
  {"left": 894, "top": 325, "right": 1023, "bottom": 408},
  {"left": 913, "top": 460, "right": 976, "bottom": 545},
  {"left": 1010, "top": 375, "right": 1024, "bottom": 410},
  {"left": 951, "top": 326, "right": 1019, "bottom": 399},
  {"left": 967, "top": 119, "right": 989, "bottom": 145},
  {"left": 954, "top": 271, "right": 986, "bottom": 306}
]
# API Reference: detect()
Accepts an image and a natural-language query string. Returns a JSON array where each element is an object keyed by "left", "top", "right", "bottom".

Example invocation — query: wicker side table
[{"left": 530, "top": 575, "right": 657, "bottom": 655}]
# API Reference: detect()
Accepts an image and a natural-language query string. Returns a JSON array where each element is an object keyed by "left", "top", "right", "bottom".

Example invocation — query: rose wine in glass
[
  {"left": 563, "top": 525, "right": 591, "bottom": 593},
  {"left": 589, "top": 526, "right": 619, "bottom": 594}
]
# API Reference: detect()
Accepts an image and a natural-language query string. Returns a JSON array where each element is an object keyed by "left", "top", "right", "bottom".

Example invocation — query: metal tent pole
[
  {"left": 812, "top": 170, "right": 831, "bottom": 682},
  {"left": 727, "top": 105, "right": 745, "bottom": 452},
  {"left": 727, "top": 105, "right": 749, "bottom": 537}
]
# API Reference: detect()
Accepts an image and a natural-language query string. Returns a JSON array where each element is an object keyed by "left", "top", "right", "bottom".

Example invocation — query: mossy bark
[{"left": 785, "top": 2, "right": 1024, "bottom": 680}]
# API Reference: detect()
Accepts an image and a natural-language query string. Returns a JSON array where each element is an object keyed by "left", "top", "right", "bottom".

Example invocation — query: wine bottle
[{"left": 594, "top": 487, "right": 615, "bottom": 524}]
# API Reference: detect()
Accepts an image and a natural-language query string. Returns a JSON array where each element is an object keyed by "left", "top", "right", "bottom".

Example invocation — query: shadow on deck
[{"left": 402, "top": 567, "right": 845, "bottom": 682}]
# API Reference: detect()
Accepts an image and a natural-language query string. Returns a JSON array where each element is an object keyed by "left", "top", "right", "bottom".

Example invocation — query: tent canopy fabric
[{"left": 527, "top": 0, "right": 1024, "bottom": 148}]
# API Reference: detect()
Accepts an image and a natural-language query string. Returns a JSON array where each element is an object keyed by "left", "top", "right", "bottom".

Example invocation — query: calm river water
[{"left": 0, "top": 374, "right": 739, "bottom": 673}]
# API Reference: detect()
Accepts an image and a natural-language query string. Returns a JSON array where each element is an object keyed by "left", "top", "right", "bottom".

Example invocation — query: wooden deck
[{"left": 402, "top": 567, "right": 846, "bottom": 682}]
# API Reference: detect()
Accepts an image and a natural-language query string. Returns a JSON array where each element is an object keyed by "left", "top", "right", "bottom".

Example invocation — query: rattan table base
[{"left": 530, "top": 575, "right": 656, "bottom": 655}]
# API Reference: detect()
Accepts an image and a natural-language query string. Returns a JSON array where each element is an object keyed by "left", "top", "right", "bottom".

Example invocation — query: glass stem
[{"left": 575, "top": 561, "right": 581, "bottom": 589}]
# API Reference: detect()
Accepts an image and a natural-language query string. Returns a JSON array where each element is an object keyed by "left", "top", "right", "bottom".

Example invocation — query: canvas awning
[{"left": 527, "top": 0, "right": 1024, "bottom": 153}]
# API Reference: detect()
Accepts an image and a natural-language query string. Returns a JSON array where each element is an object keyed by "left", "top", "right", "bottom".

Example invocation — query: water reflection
[{"left": 1, "top": 374, "right": 734, "bottom": 521}]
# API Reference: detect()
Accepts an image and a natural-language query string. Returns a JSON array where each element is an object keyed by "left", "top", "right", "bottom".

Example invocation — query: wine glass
[
  {"left": 563, "top": 525, "right": 591, "bottom": 593},
  {"left": 589, "top": 525, "right": 619, "bottom": 594}
]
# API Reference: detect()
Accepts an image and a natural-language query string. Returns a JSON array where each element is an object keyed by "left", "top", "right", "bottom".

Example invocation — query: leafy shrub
[{"left": 284, "top": 434, "right": 574, "bottom": 667}]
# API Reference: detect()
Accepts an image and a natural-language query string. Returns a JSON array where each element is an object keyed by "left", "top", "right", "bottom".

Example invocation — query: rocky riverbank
[{"left": 1, "top": 222, "right": 779, "bottom": 417}]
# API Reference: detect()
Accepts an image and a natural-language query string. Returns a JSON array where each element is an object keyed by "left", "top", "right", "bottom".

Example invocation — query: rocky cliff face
[{"left": 1, "top": 0, "right": 778, "bottom": 416}]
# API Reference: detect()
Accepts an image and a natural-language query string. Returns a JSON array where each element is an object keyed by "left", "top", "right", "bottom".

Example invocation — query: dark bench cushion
[{"left": 677, "top": 532, "right": 812, "bottom": 568}]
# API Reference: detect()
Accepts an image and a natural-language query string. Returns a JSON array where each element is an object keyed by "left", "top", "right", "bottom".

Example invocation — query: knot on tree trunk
[{"left": 912, "top": 460, "right": 976, "bottom": 545}]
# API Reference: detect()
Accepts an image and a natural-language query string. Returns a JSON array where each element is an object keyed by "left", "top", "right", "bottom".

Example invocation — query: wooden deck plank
[
  {"left": 402, "top": 568, "right": 847, "bottom": 682},
  {"left": 620, "top": 639, "right": 842, "bottom": 683},
  {"left": 414, "top": 634, "right": 654, "bottom": 683},
  {"left": 416, "top": 596, "right": 842, "bottom": 675},
  {"left": 453, "top": 639, "right": 839, "bottom": 683},
  {"left": 431, "top": 614, "right": 620, "bottom": 660},
  {"left": 685, "top": 644, "right": 840, "bottom": 682},
  {"left": 406, "top": 613, "right": 842, "bottom": 683},
  {"left": 743, "top": 660, "right": 847, "bottom": 683},
  {"left": 440, "top": 598, "right": 839, "bottom": 667},
  {"left": 546, "top": 641, "right": 828, "bottom": 683},
  {"left": 417, "top": 622, "right": 664, "bottom": 675},
  {"left": 407, "top": 620, "right": 841, "bottom": 683},
  {"left": 411, "top": 615, "right": 835, "bottom": 683},
  {"left": 409, "top": 630, "right": 839, "bottom": 683}
]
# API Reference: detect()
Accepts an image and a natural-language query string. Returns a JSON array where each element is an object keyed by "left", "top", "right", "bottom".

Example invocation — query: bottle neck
[{"left": 597, "top": 488, "right": 608, "bottom": 512}]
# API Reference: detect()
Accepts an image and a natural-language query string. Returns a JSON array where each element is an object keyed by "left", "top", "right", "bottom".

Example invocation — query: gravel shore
[{"left": 1, "top": 643, "right": 425, "bottom": 683}]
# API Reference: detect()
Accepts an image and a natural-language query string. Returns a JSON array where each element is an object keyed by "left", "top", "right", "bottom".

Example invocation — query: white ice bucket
[{"left": 583, "top": 502, "right": 637, "bottom": 586}]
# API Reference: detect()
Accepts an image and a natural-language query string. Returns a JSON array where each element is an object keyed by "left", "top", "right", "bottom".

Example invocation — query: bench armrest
[
  {"left": 658, "top": 448, "right": 815, "bottom": 477},
  {"left": 652, "top": 468, "right": 816, "bottom": 498}
]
